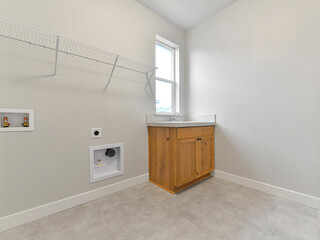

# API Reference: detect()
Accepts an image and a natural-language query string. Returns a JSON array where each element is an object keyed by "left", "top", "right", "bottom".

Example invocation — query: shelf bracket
[
  {"left": 106, "top": 55, "right": 119, "bottom": 88},
  {"left": 53, "top": 36, "right": 60, "bottom": 79},
  {"left": 144, "top": 69, "right": 155, "bottom": 97}
]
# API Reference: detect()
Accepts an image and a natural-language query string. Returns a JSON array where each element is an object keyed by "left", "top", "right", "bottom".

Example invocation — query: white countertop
[{"left": 146, "top": 121, "right": 216, "bottom": 128}]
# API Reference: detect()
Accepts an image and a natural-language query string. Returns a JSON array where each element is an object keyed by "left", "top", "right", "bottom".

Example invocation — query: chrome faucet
[{"left": 169, "top": 112, "right": 181, "bottom": 121}]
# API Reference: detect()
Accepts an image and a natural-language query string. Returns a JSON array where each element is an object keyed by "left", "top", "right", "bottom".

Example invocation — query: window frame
[{"left": 155, "top": 37, "right": 179, "bottom": 115}]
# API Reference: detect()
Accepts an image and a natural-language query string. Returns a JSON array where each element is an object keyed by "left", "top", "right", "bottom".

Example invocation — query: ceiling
[{"left": 135, "top": 0, "right": 238, "bottom": 30}]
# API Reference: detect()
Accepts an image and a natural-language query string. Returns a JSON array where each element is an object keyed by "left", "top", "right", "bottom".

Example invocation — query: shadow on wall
[
  {"left": 0, "top": 59, "right": 154, "bottom": 103},
  {"left": 0, "top": 37, "right": 154, "bottom": 98},
  {"left": 215, "top": 124, "right": 260, "bottom": 181}
]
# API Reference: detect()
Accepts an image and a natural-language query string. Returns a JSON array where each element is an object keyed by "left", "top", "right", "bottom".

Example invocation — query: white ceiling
[{"left": 135, "top": 0, "right": 238, "bottom": 30}]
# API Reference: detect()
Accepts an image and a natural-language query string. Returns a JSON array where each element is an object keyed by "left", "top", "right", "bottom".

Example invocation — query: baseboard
[
  {"left": 0, "top": 173, "right": 149, "bottom": 233},
  {"left": 214, "top": 170, "right": 320, "bottom": 209}
]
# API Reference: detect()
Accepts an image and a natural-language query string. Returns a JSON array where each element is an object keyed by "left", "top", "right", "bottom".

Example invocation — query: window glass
[
  {"left": 156, "top": 44, "right": 173, "bottom": 80},
  {"left": 156, "top": 80, "right": 173, "bottom": 113}
]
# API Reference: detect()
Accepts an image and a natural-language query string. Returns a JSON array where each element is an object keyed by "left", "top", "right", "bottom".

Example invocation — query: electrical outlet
[{"left": 91, "top": 128, "right": 102, "bottom": 138}]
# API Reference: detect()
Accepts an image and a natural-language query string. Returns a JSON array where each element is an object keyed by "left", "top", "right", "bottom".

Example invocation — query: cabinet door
[
  {"left": 176, "top": 138, "right": 198, "bottom": 186},
  {"left": 149, "top": 127, "right": 171, "bottom": 189},
  {"left": 197, "top": 136, "right": 214, "bottom": 176}
]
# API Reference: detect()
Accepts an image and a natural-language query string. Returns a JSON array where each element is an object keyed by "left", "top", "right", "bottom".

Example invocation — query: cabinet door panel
[
  {"left": 176, "top": 138, "right": 198, "bottom": 186},
  {"left": 149, "top": 127, "right": 170, "bottom": 189},
  {"left": 197, "top": 136, "right": 214, "bottom": 176}
]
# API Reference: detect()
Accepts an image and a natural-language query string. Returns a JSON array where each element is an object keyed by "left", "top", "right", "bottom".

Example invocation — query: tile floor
[{"left": 0, "top": 177, "right": 319, "bottom": 240}]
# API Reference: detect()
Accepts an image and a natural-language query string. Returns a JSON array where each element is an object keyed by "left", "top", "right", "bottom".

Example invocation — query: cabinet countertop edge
[{"left": 146, "top": 122, "right": 216, "bottom": 128}]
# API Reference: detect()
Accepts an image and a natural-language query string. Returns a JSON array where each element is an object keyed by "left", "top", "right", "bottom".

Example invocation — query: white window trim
[{"left": 155, "top": 35, "right": 179, "bottom": 115}]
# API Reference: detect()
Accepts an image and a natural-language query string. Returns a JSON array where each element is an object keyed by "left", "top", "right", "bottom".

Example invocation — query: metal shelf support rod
[
  {"left": 144, "top": 69, "right": 155, "bottom": 97},
  {"left": 53, "top": 36, "right": 60, "bottom": 79},
  {"left": 144, "top": 69, "right": 155, "bottom": 91},
  {"left": 106, "top": 55, "right": 119, "bottom": 88}
]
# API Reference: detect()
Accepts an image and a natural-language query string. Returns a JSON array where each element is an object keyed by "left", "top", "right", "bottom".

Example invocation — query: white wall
[
  {"left": 187, "top": 0, "right": 320, "bottom": 198},
  {"left": 0, "top": 0, "right": 185, "bottom": 218}
]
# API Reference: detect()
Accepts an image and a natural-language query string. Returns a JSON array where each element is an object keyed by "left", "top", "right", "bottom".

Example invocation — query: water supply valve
[{"left": 2, "top": 116, "right": 10, "bottom": 127}]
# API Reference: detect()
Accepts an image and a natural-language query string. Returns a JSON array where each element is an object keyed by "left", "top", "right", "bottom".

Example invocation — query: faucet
[{"left": 169, "top": 112, "right": 181, "bottom": 121}]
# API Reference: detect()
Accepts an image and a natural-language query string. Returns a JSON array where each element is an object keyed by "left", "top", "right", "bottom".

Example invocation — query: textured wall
[
  {"left": 186, "top": 0, "right": 320, "bottom": 197},
  {"left": 0, "top": 0, "right": 185, "bottom": 217}
]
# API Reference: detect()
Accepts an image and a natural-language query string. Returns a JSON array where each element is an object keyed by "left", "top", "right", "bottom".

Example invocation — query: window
[{"left": 155, "top": 36, "right": 179, "bottom": 114}]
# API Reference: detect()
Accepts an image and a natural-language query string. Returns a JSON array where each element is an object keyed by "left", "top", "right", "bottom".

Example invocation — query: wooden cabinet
[
  {"left": 197, "top": 136, "right": 214, "bottom": 177},
  {"left": 148, "top": 126, "right": 214, "bottom": 193},
  {"left": 176, "top": 138, "right": 198, "bottom": 186}
]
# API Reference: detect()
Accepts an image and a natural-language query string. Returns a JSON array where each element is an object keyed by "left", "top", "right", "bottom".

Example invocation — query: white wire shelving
[{"left": 0, "top": 17, "right": 156, "bottom": 96}]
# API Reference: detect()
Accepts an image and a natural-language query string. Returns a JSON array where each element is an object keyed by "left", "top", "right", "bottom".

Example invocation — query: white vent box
[
  {"left": 89, "top": 143, "right": 124, "bottom": 183},
  {"left": 0, "top": 109, "right": 34, "bottom": 132}
]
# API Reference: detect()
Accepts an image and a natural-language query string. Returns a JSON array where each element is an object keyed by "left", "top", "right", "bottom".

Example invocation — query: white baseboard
[
  {"left": 0, "top": 173, "right": 149, "bottom": 233},
  {"left": 214, "top": 170, "right": 320, "bottom": 209}
]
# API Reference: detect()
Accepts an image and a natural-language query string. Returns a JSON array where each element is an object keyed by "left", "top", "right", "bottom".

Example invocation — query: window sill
[{"left": 155, "top": 113, "right": 175, "bottom": 116}]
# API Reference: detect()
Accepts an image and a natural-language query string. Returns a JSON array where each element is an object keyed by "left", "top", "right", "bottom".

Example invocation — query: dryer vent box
[{"left": 89, "top": 143, "right": 124, "bottom": 183}]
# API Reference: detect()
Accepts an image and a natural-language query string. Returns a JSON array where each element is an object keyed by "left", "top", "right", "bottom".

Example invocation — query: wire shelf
[
  {"left": 0, "top": 17, "right": 57, "bottom": 50},
  {"left": 0, "top": 17, "right": 155, "bottom": 95}
]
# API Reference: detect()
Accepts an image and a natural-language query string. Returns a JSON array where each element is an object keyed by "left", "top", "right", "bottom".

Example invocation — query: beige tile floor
[{"left": 0, "top": 177, "right": 319, "bottom": 240}]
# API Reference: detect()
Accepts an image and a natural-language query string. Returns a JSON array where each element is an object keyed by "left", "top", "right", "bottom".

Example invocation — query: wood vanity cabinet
[{"left": 148, "top": 126, "right": 215, "bottom": 193}]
